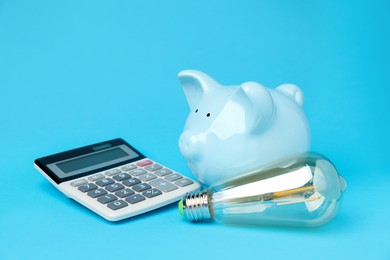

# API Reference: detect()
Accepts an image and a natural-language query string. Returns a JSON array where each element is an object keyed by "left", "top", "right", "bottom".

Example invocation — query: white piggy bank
[{"left": 178, "top": 70, "right": 310, "bottom": 186}]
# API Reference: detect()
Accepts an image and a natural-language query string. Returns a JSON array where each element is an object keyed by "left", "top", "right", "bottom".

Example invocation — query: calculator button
[
  {"left": 113, "top": 173, "right": 131, "bottom": 181},
  {"left": 105, "top": 183, "right": 124, "bottom": 192},
  {"left": 105, "top": 169, "right": 122, "bottom": 176},
  {"left": 129, "top": 168, "right": 147, "bottom": 176},
  {"left": 138, "top": 173, "right": 157, "bottom": 182},
  {"left": 132, "top": 183, "right": 152, "bottom": 192},
  {"left": 78, "top": 183, "right": 98, "bottom": 192},
  {"left": 123, "top": 178, "right": 141, "bottom": 187},
  {"left": 115, "top": 188, "right": 135, "bottom": 198},
  {"left": 133, "top": 183, "right": 152, "bottom": 192},
  {"left": 175, "top": 178, "right": 194, "bottom": 187},
  {"left": 88, "top": 188, "right": 108, "bottom": 198},
  {"left": 107, "top": 200, "right": 128, "bottom": 210},
  {"left": 97, "top": 194, "right": 117, "bottom": 204},
  {"left": 142, "top": 188, "right": 162, "bottom": 198},
  {"left": 96, "top": 178, "right": 115, "bottom": 187},
  {"left": 164, "top": 173, "right": 183, "bottom": 182},
  {"left": 149, "top": 179, "right": 178, "bottom": 192},
  {"left": 145, "top": 164, "right": 162, "bottom": 172},
  {"left": 88, "top": 174, "right": 105, "bottom": 182},
  {"left": 154, "top": 168, "right": 172, "bottom": 177},
  {"left": 125, "top": 194, "right": 146, "bottom": 204},
  {"left": 136, "top": 160, "right": 153, "bottom": 167},
  {"left": 121, "top": 164, "right": 137, "bottom": 171},
  {"left": 71, "top": 179, "right": 88, "bottom": 187}
]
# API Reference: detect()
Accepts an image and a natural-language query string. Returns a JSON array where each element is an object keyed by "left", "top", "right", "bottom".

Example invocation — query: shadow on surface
[{"left": 37, "top": 180, "right": 357, "bottom": 233}]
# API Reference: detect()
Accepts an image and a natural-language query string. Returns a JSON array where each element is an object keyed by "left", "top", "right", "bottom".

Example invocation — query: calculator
[{"left": 34, "top": 138, "right": 200, "bottom": 221}]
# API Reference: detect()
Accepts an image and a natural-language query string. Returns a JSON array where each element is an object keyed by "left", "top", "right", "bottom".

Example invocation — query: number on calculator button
[
  {"left": 98, "top": 194, "right": 117, "bottom": 204},
  {"left": 115, "top": 188, "right": 135, "bottom": 198},
  {"left": 107, "top": 200, "right": 128, "bottom": 210},
  {"left": 87, "top": 188, "right": 108, "bottom": 198},
  {"left": 78, "top": 183, "right": 97, "bottom": 192},
  {"left": 96, "top": 178, "right": 114, "bottom": 187}
]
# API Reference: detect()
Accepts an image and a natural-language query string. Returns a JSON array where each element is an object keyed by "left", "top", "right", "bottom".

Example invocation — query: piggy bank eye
[
  {"left": 207, "top": 113, "right": 211, "bottom": 117},
  {"left": 195, "top": 109, "right": 198, "bottom": 113}
]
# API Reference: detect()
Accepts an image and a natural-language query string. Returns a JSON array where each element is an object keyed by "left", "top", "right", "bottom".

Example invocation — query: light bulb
[{"left": 179, "top": 152, "right": 347, "bottom": 227}]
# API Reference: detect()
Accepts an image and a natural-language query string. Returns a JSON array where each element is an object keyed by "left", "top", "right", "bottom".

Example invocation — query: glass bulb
[{"left": 179, "top": 152, "right": 347, "bottom": 227}]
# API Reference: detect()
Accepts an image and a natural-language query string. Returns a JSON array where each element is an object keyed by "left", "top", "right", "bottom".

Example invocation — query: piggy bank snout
[{"left": 179, "top": 132, "right": 203, "bottom": 161}]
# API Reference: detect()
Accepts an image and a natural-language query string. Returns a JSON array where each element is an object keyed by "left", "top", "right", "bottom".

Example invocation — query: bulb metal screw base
[{"left": 179, "top": 192, "right": 212, "bottom": 222}]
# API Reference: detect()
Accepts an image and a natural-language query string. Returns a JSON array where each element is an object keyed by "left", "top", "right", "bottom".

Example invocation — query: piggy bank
[{"left": 178, "top": 70, "right": 310, "bottom": 186}]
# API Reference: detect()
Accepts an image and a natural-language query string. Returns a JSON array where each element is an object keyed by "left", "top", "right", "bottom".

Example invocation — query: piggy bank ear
[
  {"left": 178, "top": 70, "right": 220, "bottom": 110},
  {"left": 276, "top": 83, "right": 304, "bottom": 106},
  {"left": 233, "top": 82, "right": 274, "bottom": 133}
]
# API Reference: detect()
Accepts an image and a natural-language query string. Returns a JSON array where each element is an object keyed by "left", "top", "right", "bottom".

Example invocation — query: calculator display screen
[
  {"left": 44, "top": 143, "right": 141, "bottom": 181},
  {"left": 56, "top": 147, "right": 128, "bottom": 173}
]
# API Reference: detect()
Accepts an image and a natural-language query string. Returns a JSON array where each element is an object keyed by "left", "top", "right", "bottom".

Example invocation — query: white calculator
[{"left": 34, "top": 138, "right": 200, "bottom": 221}]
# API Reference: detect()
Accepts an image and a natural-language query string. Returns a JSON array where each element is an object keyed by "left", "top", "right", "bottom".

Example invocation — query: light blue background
[{"left": 1, "top": 0, "right": 389, "bottom": 259}]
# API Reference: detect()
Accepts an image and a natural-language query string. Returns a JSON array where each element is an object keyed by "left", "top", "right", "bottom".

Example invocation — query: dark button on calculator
[
  {"left": 88, "top": 188, "right": 108, "bottom": 198},
  {"left": 123, "top": 178, "right": 141, "bottom": 187},
  {"left": 105, "top": 183, "right": 124, "bottom": 192},
  {"left": 115, "top": 188, "right": 135, "bottom": 198},
  {"left": 142, "top": 188, "right": 162, "bottom": 198},
  {"left": 78, "top": 183, "right": 98, "bottom": 192},
  {"left": 107, "top": 200, "right": 128, "bottom": 210},
  {"left": 96, "top": 178, "right": 115, "bottom": 187},
  {"left": 132, "top": 183, "right": 152, "bottom": 192},
  {"left": 125, "top": 194, "right": 146, "bottom": 204},
  {"left": 98, "top": 194, "right": 117, "bottom": 204}
]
